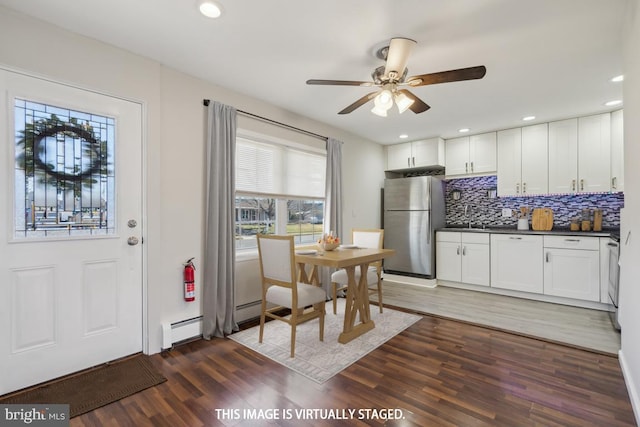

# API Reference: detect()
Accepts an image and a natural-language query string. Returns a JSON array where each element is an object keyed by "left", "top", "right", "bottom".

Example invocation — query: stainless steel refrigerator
[{"left": 383, "top": 176, "right": 445, "bottom": 278}]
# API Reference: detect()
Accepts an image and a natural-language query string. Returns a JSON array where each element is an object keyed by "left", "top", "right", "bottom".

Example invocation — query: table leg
[
  {"left": 297, "top": 263, "right": 320, "bottom": 286},
  {"left": 338, "top": 263, "right": 375, "bottom": 344}
]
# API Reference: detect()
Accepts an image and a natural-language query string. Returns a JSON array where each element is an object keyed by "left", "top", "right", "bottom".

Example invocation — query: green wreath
[{"left": 17, "top": 116, "right": 107, "bottom": 184}]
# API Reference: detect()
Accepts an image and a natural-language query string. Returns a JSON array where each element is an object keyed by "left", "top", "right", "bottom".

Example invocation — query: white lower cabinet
[
  {"left": 543, "top": 236, "right": 600, "bottom": 302},
  {"left": 436, "top": 232, "right": 490, "bottom": 286},
  {"left": 490, "top": 234, "right": 543, "bottom": 293}
]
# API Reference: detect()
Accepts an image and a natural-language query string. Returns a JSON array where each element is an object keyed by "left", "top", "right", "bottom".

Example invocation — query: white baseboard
[
  {"left": 619, "top": 349, "right": 640, "bottom": 425},
  {"left": 382, "top": 273, "right": 438, "bottom": 289}
]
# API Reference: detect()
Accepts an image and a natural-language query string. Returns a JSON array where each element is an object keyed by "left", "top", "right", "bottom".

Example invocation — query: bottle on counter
[
  {"left": 593, "top": 209, "right": 603, "bottom": 232},
  {"left": 581, "top": 208, "right": 592, "bottom": 232},
  {"left": 570, "top": 217, "right": 580, "bottom": 231}
]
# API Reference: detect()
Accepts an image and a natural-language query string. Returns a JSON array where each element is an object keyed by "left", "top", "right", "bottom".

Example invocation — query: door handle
[
  {"left": 127, "top": 236, "right": 140, "bottom": 246},
  {"left": 572, "top": 179, "right": 576, "bottom": 192},
  {"left": 545, "top": 252, "right": 550, "bottom": 263},
  {"left": 470, "top": 162, "right": 474, "bottom": 172},
  {"left": 456, "top": 245, "right": 460, "bottom": 255},
  {"left": 509, "top": 236, "right": 522, "bottom": 240},
  {"left": 580, "top": 179, "right": 584, "bottom": 191},
  {"left": 462, "top": 246, "right": 466, "bottom": 256},
  {"left": 465, "top": 162, "right": 468, "bottom": 173},
  {"left": 412, "top": 157, "right": 415, "bottom": 167}
]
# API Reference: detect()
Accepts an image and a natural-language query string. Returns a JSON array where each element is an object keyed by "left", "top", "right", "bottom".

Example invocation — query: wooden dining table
[{"left": 295, "top": 246, "right": 396, "bottom": 344}]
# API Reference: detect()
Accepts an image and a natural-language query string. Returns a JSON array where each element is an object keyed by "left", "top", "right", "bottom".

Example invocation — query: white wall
[
  {"left": 0, "top": 6, "right": 385, "bottom": 353},
  {"left": 619, "top": 0, "right": 640, "bottom": 422}
]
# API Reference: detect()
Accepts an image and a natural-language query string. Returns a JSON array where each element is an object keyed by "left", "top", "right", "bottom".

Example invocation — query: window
[
  {"left": 13, "top": 99, "right": 115, "bottom": 239},
  {"left": 235, "top": 135, "right": 326, "bottom": 250}
]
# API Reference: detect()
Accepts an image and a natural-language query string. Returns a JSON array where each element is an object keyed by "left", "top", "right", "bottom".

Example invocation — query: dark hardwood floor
[{"left": 71, "top": 314, "right": 636, "bottom": 427}]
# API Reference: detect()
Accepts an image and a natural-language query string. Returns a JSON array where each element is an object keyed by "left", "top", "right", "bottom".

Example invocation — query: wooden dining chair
[
  {"left": 331, "top": 228, "right": 385, "bottom": 315},
  {"left": 256, "top": 234, "right": 326, "bottom": 358}
]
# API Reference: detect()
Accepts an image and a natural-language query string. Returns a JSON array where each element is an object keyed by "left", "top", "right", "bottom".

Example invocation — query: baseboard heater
[{"left": 161, "top": 316, "right": 203, "bottom": 350}]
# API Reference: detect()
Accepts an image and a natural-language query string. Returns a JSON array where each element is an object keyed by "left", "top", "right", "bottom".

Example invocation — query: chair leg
[
  {"left": 331, "top": 282, "right": 338, "bottom": 314},
  {"left": 377, "top": 278, "right": 383, "bottom": 313},
  {"left": 259, "top": 299, "right": 267, "bottom": 343},
  {"left": 290, "top": 325, "right": 296, "bottom": 358},
  {"left": 319, "top": 304, "right": 325, "bottom": 342}
]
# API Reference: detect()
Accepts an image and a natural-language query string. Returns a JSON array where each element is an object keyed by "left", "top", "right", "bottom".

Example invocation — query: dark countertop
[{"left": 438, "top": 224, "right": 619, "bottom": 238}]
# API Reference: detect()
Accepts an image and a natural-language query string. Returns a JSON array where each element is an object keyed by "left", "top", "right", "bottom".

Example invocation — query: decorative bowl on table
[
  {"left": 318, "top": 242, "right": 339, "bottom": 251},
  {"left": 317, "top": 236, "right": 340, "bottom": 251}
]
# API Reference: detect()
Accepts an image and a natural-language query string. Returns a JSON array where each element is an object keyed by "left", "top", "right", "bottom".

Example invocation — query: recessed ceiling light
[
  {"left": 458, "top": 128, "right": 470, "bottom": 133},
  {"left": 522, "top": 116, "right": 536, "bottom": 121},
  {"left": 611, "top": 75, "right": 624, "bottom": 83},
  {"left": 605, "top": 100, "right": 622, "bottom": 107},
  {"left": 399, "top": 134, "right": 408, "bottom": 139},
  {"left": 198, "top": 0, "right": 222, "bottom": 18}
]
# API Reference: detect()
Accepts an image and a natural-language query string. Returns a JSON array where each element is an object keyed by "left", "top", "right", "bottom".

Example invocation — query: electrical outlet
[{"left": 502, "top": 208, "right": 512, "bottom": 218}]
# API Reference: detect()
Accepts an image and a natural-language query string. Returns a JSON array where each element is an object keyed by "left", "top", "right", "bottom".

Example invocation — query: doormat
[{"left": 0, "top": 354, "right": 166, "bottom": 418}]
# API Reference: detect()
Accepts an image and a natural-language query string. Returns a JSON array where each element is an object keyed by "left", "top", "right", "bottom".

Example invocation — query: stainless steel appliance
[
  {"left": 383, "top": 176, "right": 445, "bottom": 278},
  {"left": 607, "top": 236, "right": 621, "bottom": 330}
]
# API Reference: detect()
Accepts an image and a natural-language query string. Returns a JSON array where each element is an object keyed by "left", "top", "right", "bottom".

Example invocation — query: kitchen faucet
[{"left": 464, "top": 204, "right": 473, "bottom": 228}]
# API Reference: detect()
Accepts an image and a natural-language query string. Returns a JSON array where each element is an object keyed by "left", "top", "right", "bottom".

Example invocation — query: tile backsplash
[{"left": 445, "top": 175, "right": 623, "bottom": 228}]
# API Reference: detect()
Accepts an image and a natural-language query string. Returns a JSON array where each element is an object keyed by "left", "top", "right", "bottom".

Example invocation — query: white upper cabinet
[
  {"left": 445, "top": 132, "right": 496, "bottom": 176},
  {"left": 497, "top": 125, "right": 547, "bottom": 196},
  {"left": 386, "top": 137, "right": 444, "bottom": 170},
  {"left": 496, "top": 128, "right": 521, "bottom": 196},
  {"left": 578, "top": 113, "right": 611, "bottom": 193},
  {"left": 548, "top": 118, "right": 579, "bottom": 193},
  {"left": 610, "top": 109, "right": 624, "bottom": 192},
  {"left": 521, "top": 123, "right": 549, "bottom": 195}
]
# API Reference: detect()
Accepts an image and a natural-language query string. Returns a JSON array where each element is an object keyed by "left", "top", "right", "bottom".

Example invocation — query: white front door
[{"left": 0, "top": 69, "right": 144, "bottom": 395}]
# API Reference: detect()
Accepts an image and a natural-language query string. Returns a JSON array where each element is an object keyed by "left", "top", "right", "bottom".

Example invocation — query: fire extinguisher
[{"left": 183, "top": 258, "right": 195, "bottom": 302}]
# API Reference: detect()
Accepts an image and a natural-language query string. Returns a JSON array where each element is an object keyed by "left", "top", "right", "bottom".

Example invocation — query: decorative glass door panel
[{"left": 14, "top": 99, "right": 115, "bottom": 238}]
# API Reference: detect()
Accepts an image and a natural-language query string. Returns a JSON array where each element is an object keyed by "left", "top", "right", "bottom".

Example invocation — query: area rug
[
  {"left": 0, "top": 354, "right": 166, "bottom": 418},
  {"left": 229, "top": 299, "right": 421, "bottom": 383}
]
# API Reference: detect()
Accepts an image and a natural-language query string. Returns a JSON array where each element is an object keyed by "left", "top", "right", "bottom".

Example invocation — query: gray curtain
[
  {"left": 203, "top": 101, "right": 238, "bottom": 338},
  {"left": 321, "top": 137, "right": 344, "bottom": 294}
]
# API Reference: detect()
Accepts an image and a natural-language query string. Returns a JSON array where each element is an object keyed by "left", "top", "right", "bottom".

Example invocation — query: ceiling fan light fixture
[
  {"left": 374, "top": 89, "right": 393, "bottom": 110},
  {"left": 371, "top": 104, "right": 388, "bottom": 117},
  {"left": 394, "top": 91, "right": 415, "bottom": 114},
  {"left": 198, "top": 0, "right": 222, "bottom": 18}
]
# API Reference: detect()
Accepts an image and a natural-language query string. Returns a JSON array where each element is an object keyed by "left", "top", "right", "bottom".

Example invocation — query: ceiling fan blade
[
  {"left": 338, "top": 91, "right": 380, "bottom": 114},
  {"left": 406, "top": 65, "right": 487, "bottom": 87},
  {"left": 306, "top": 79, "right": 373, "bottom": 87},
  {"left": 398, "top": 89, "right": 430, "bottom": 114},
  {"left": 384, "top": 38, "right": 417, "bottom": 79}
]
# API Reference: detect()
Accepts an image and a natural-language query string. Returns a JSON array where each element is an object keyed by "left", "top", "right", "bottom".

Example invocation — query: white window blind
[{"left": 236, "top": 137, "right": 325, "bottom": 198}]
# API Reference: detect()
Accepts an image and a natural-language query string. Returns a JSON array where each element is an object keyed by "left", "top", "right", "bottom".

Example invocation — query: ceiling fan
[{"left": 306, "top": 38, "right": 486, "bottom": 116}]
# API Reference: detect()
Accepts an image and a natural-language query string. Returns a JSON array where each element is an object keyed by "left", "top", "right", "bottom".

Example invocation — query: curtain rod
[{"left": 203, "top": 99, "right": 327, "bottom": 141}]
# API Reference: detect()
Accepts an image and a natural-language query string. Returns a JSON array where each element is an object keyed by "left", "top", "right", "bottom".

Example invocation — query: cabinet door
[
  {"left": 461, "top": 243, "right": 490, "bottom": 286},
  {"left": 469, "top": 132, "right": 497, "bottom": 174},
  {"left": 610, "top": 109, "right": 624, "bottom": 192},
  {"left": 413, "top": 138, "right": 444, "bottom": 168},
  {"left": 445, "top": 137, "right": 470, "bottom": 176},
  {"left": 436, "top": 241, "right": 462, "bottom": 282},
  {"left": 578, "top": 113, "right": 611, "bottom": 193},
  {"left": 496, "top": 128, "right": 522, "bottom": 196},
  {"left": 386, "top": 142, "right": 412, "bottom": 170},
  {"left": 521, "top": 123, "right": 548, "bottom": 195},
  {"left": 543, "top": 248, "right": 600, "bottom": 301},
  {"left": 548, "top": 118, "right": 578, "bottom": 193},
  {"left": 491, "top": 234, "right": 543, "bottom": 293}
]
